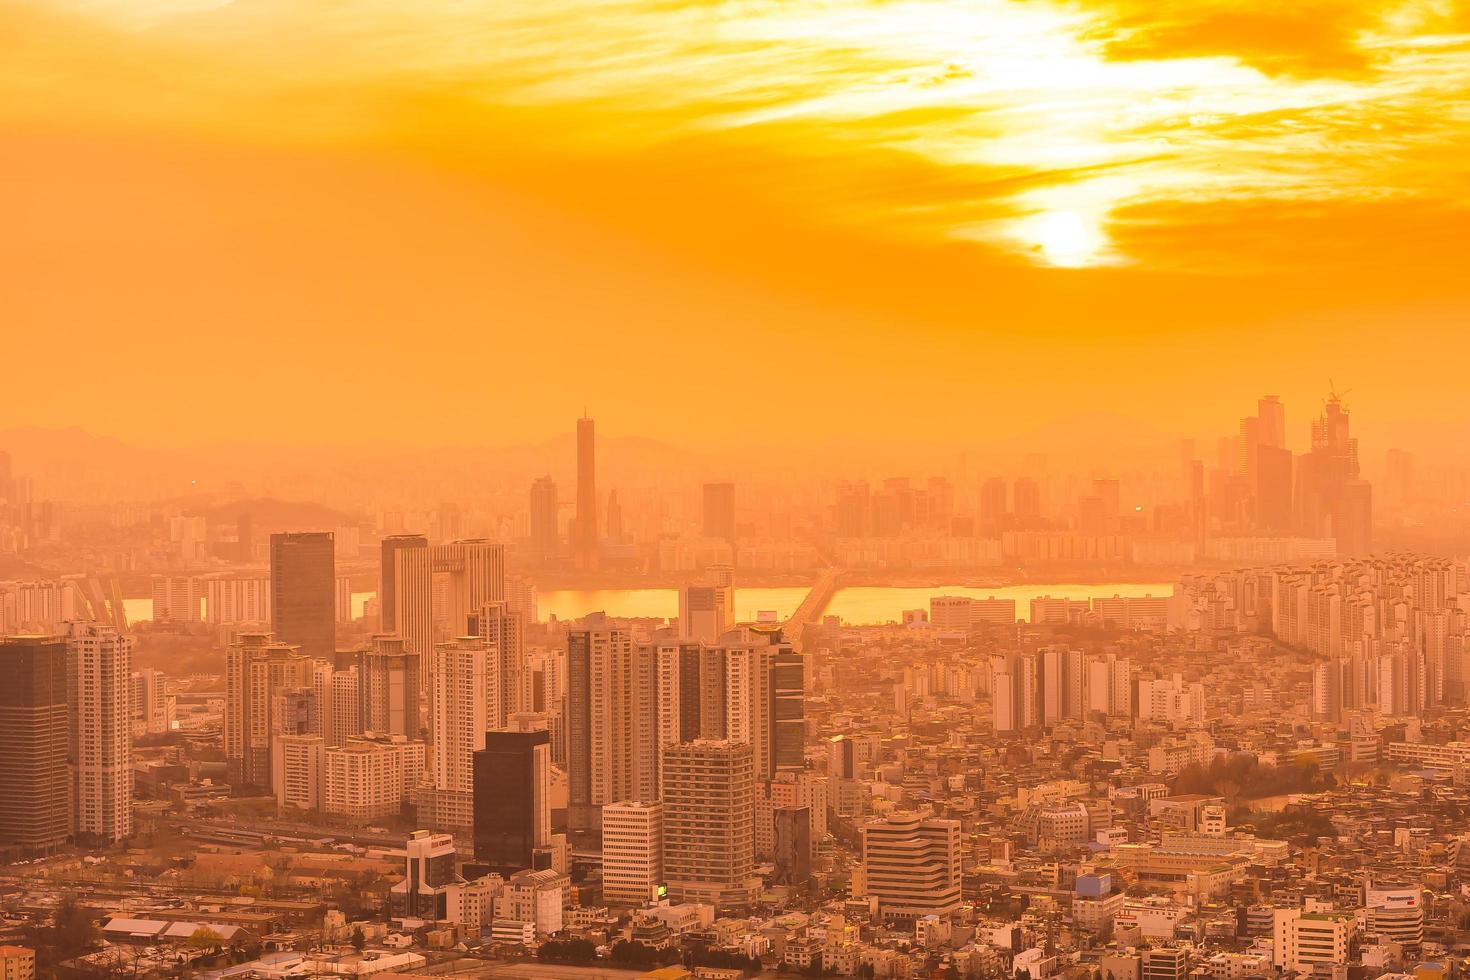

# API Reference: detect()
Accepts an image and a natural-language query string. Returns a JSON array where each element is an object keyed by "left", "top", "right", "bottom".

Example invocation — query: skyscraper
[
  {"left": 270, "top": 531, "right": 336, "bottom": 658},
  {"left": 0, "top": 635, "right": 69, "bottom": 858},
  {"left": 529, "top": 476, "right": 559, "bottom": 558},
  {"left": 661, "top": 739, "right": 758, "bottom": 908},
  {"left": 431, "top": 539, "right": 505, "bottom": 639},
  {"left": 574, "top": 416, "right": 598, "bottom": 570},
  {"left": 224, "top": 632, "right": 317, "bottom": 789},
  {"left": 566, "top": 628, "right": 656, "bottom": 834},
  {"left": 1297, "top": 393, "right": 1372, "bottom": 554},
  {"left": 64, "top": 621, "right": 134, "bottom": 845},
  {"left": 380, "top": 533, "right": 429, "bottom": 641},
  {"left": 472, "top": 730, "right": 551, "bottom": 876},
  {"left": 425, "top": 636, "right": 497, "bottom": 831},
  {"left": 702, "top": 482, "right": 736, "bottom": 543},
  {"left": 356, "top": 634, "right": 421, "bottom": 738},
  {"left": 471, "top": 601, "right": 525, "bottom": 731},
  {"left": 381, "top": 536, "right": 504, "bottom": 686}
]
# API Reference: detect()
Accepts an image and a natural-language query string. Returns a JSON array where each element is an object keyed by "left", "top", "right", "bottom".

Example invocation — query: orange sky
[{"left": 2, "top": 0, "right": 1468, "bottom": 453}]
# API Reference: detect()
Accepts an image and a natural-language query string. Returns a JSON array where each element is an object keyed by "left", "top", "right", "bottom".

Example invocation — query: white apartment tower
[{"left": 64, "top": 621, "right": 134, "bottom": 844}]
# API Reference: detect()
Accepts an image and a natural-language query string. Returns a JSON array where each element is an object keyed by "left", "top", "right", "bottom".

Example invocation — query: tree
[
  {"left": 188, "top": 926, "right": 225, "bottom": 961},
  {"left": 350, "top": 926, "right": 366, "bottom": 951},
  {"left": 50, "top": 896, "right": 100, "bottom": 958}
]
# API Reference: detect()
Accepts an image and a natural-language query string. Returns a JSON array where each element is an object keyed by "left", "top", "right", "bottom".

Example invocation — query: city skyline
[{"left": 5, "top": 2, "right": 1470, "bottom": 977}]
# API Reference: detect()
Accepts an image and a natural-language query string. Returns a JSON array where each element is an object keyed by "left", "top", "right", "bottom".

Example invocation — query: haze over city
[{"left": 4, "top": 3, "right": 1470, "bottom": 980}]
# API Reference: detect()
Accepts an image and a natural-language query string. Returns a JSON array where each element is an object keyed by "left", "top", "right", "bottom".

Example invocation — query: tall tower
[
  {"left": 270, "top": 532, "right": 336, "bottom": 658},
  {"left": 566, "top": 628, "right": 656, "bottom": 834},
  {"left": 380, "top": 533, "right": 429, "bottom": 642},
  {"left": 356, "top": 634, "right": 421, "bottom": 738},
  {"left": 65, "top": 621, "right": 134, "bottom": 845},
  {"left": 575, "top": 416, "right": 598, "bottom": 570},
  {"left": 0, "top": 636, "right": 70, "bottom": 857},
  {"left": 224, "top": 633, "right": 317, "bottom": 789},
  {"left": 529, "top": 477, "right": 559, "bottom": 559},
  {"left": 702, "top": 482, "right": 736, "bottom": 544}
]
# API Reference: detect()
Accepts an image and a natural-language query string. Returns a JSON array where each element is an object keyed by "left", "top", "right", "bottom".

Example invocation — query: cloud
[{"left": 3, "top": 0, "right": 1469, "bottom": 273}]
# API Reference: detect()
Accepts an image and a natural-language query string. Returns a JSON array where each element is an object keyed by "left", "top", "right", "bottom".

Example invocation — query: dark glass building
[
  {"left": 473, "top": 730, "right": 551, "bottom": 876},
  {"left": 270, "top": 531, "right": 335, "bottom": 658},
  {"left": 0, "top": 635, "right": 70, "bottom": 859}
]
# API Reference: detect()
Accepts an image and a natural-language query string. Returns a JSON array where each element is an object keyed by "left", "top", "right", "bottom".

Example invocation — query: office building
[
  {"left": 1273, "top": 909, "right": 1353, "bottom": 973},
  {"left": 380, "top": 533, "right": 431, "bottom": 674},
  {"left": 0, "top": 636, "right": 70, "bottom": 857},
  {"left": 773, "top": 805, "right": 813, "bottom": 886},
  {"left": 703, "top": 482, "right": 736, "bottom": 543},
  {"left": 390, "top": 831, "right": 459, "bottom": 920},
  {"left": 270, "top": 532, "right": 336, "bottom": 658},
  {"left": 662, "top": 739, "right": 758, "bottom": 908},
  {"left": 432, "top": 539, "right": 505, "bottom": 641},
  {"left": 601, "top": 800, "right": 664, "bottom": 909},
  {"left": 1364, "top": 884, "right": 1424, "bottom": 953},
  {"left": 64, "top": 621, "right": 134, "bottom": 845},
  {"left": 859, "top": 812, "right": 962, "bottom": 922},
  {"left": 473, "top": 730, "right": 551, "bottom": 876},
  {"left": 679, "top": 582, "right": 732, "bottom": 643},
  {"left": 529, "top": 476, "right": 559, "bottom": 558},
  {"left": 1142, "top": 947, "right": 1188, "bottom": 980},
  {"left": 574, "top": 416, "right": 598, "bottom": 570}
]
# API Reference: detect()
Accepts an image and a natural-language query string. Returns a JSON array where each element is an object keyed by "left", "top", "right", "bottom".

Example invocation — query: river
[{"left": 124, "top": 582, "right": 1173, "bottom": 626}]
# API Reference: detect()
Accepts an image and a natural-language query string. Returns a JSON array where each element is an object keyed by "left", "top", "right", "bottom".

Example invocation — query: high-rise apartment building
[
  {"left": 356, "top": 634, "right": 421, "bottom": 739},
  {"left": 566, "top": 628, "right": 656, "bottom": 833},
  {"left": 204, "top": 574, "right": 270, "bottom": 625},
  {"left": 64, "top": 621, "right": 133, "bottom": 845},
  {"left": 991, "top": 652, "right": 1039, "bottom": 733},
  {"left": 324, "top": 734, "right": 424, "bottom": 823},
  {"left": 601, "top": 800, "right": 663, "bottom": 909},
  {"left": 151, "top": 576, "right": 202, "bottom": 623},
  {"left": 472, "top": 730, "right": 551, "bottom": 876},
  {"left": 0, "top": 636, "right": 70, "bottom": 857},
  {"left": 859, "top": 811, "right": 962, "bottom": 921},
  {"left": 270, "top": 532, "right": 336, "bottom": 658},
  {"left": 130, "top": 667, "right": 172, "bottom": 737},
  {"left": 574, "top": 416, "right": 598, "bottom": 570},
  {"left": 472, "top": 601, "right": 525, "bottom": 731},
  {"left": 272, "top": 734, "right": 325, "bottom": 811},
  {"left": 425, "top": 636, "right": 496, "bottom": 831},
  {"left": 224, "top": 632, "right": 318, "bottom": 789},
  {"left": 662, "top": 740, "right": 758, "bottom": 908}
]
